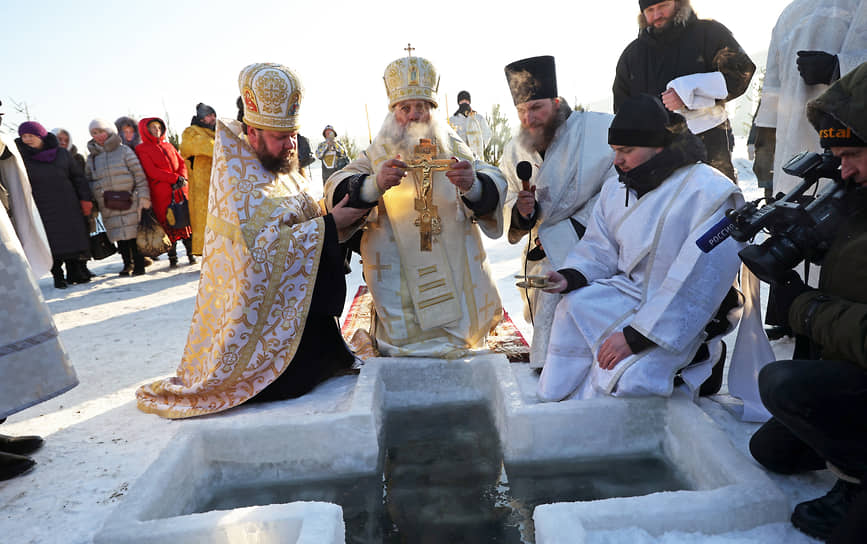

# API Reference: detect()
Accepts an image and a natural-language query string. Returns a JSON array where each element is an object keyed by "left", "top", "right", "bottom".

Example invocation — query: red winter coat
[{"left": 135, "top": 117, "right": 191, "bottom": 242}]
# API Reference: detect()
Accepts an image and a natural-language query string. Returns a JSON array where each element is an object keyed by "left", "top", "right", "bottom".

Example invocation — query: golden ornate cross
[
  {"left": 405, "top": 138, "right": 453, "bottom": 251},
  {"left": 404, "top": 43, "right": 415, "bottom": 57}
]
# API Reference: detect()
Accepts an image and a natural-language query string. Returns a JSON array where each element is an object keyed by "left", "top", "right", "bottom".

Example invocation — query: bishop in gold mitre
[
  {"left": 137, "top": 63, "right": 367, "bottom": 418},
  {"left": 324, "top": 47, "right": 508, "bottom": 358}
]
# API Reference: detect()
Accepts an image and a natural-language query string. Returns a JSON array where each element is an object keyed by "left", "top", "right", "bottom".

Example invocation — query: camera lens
[{"left": 739, "top": 235, "right": 802, "bottom": 284}]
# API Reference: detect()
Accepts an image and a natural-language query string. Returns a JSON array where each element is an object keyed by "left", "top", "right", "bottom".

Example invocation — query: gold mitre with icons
[
  {"left": 238, "top": 62, "right": 303, "bottom": 132},
  {"left": 383, "top": 44, "right": 440, "bottom": 108}
]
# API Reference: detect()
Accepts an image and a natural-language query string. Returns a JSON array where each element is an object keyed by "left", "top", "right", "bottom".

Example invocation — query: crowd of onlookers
[
  {"left": 1, "top": 102, "right": 357, "bottom": 290},
  {"left": 1, "top": 106, "right": 217, "bottom": 288}
]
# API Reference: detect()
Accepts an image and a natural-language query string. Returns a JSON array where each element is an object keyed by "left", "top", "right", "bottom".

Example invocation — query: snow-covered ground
[{"left": 0, "top": 144, "right": 834, "bottom": 543}]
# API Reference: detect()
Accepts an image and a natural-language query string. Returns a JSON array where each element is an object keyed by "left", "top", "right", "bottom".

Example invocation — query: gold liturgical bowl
[{"left": 515, "top": 274, "right": 552, "bottom": 289}]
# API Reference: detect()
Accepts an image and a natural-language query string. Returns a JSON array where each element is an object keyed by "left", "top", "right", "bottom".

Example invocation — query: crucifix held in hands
[{"left": 405, "top": 138, "right": 453, "bottom": 251}]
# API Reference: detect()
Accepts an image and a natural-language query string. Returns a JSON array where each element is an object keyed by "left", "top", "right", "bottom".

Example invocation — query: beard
[
  {"left": 649, "top": 17, "right": 675, "bottom": 35},
  {"left": 255, "top": 141, "right": 300, "bottom": 175},
  {"left": 517, "top": 100, "right": 569, "bottom": 154},
  {"left": 375, "top": 111, "right": 451, "bottom": 159}
]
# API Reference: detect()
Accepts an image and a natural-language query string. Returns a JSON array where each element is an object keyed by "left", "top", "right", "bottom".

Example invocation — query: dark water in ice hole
[{"left": 200, "top": 403, "right": 690, "bottom": 543}]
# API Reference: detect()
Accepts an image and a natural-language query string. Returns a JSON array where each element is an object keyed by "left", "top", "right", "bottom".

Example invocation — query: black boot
[
  {"left": 829, "top": 487, "right": 867, "bottom": 544},
  {"left": 0, "top": 451, "right": 35, "bottom": 481},
  {"left": 80, "top": 260, "right": 95, "bottom": 280},
  {"left": 65, "top": 259, "right": 89, "bottom": 284},
  {"left": 168, "top": 242, "right": 178, "bottom": 268},
  {"left": 118, "top": 240, "right": 133, "bottom": 276},
  {"left": 699, "top": 341, "right": 726, "bottom": 397},
  {"left": 0, "top": 434, "right": 43, "bottom": 455},
  {"left": 132, "top": 248, "right": 146, "bottom": 276},
  {"left": 51, "top": 260, "right": 67, "bottom": 289},
  {"left": 792, "top": 480, "right": 862, "bottom": 540},
  {"left": 182, "top": 237, "right": 196, "bottom": 265}
]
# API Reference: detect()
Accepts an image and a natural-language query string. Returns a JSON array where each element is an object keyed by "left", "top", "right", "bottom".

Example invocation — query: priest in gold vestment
[
  {"left": 325, "top": 50, "right": 508, "bottom": 358},
  {"left": 180, "top": 103, "right": 217, "bottom": 256},
  {"left": 137, "top": 63, "right": 367, "bottom": 418}
]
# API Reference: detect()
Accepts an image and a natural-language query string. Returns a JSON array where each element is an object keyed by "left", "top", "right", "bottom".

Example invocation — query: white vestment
[
  {"left": 539, "top": 163, "right": 744, "bottom": 401},
  {"left": 500, "top": 112, "right": 615, "bottom": 369},
  {"left": 325, "top": 127, "right": 507, "bottom": 358},
  {"left": 755, "top": 0, "right": 867, "bottom": 194},
  {"left": 0, "top": 135, "right": 51, "bottom": 277},
  {"left": 449, "top": 111, "right": 492, "bottom": 159},
  {"left": 0, "top": 209, "right": 77, "bottom": 419}
]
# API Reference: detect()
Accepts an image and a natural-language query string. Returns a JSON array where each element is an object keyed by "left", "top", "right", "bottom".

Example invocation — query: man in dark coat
[
  {"left": 613, "top": 0, "right": 754, "bottom": 181},
  {"left": 748, "top": 62, "right": 867, "bottom": 543},
  {"left": 296, "top": 134, "right": 315, "bottom": 174}
]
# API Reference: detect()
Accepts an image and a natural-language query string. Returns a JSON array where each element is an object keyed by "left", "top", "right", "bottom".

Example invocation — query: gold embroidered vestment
[{"left": 136, "top": 120, "right": 325, "bottom": 418}]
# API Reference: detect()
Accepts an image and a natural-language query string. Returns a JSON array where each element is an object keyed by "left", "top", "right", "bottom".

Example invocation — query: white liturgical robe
[
  {"left": 449, "top": 111, "right": 492, "bottom": 159},
  {"left": 325, "top": 127, "right": 508, "bottom": 358},
  {"left": 539, "top": 163, "right": 744, "bottom": 401},
  {"left": 755, "top": 0, "right": 867, "bottom": 195},
  {"left": 500, "top": 111, "right": 615, "bottom": 369}
]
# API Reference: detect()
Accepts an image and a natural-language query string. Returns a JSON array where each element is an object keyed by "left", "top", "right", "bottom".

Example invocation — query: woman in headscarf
[
  {"left": 53, "top": 127, "right": 95, "bottom": 281},
  {"left": 86, "top": 118, "right": 152, "bottom": 276},
  {"left": 15, "top": 122, "right": 92, "bottom": 288}
]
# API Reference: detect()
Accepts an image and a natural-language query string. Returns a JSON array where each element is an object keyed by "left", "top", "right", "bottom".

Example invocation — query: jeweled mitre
[
  {"left": 383, "top": 54, "right": 440, "bottom": 108},
  {"left": 238, "top": 63, "right": 303, "bottom": 132}
]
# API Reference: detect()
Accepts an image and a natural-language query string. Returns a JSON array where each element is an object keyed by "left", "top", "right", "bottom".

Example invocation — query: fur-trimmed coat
[
  {"left": 86, "top": 133, "right": 150, "bottom": 242},
  {"left": 613, "top": 0, "right": 755, "bottom": 112},
  {"left": 115, "top": 116, "right": 141, "bottom": 149}
]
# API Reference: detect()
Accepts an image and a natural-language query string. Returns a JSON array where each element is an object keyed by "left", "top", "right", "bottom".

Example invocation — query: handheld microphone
[
  {"left": 516, "top": 161, "right": 533, "bottom": 191},
  {"left": 695, "top": 215, "right": 736, "bottom": 253}
]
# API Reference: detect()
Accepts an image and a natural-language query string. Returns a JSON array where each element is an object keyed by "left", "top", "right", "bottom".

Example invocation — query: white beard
[{"left": 375, "top": 111, "right": 452, "bottom": 157}]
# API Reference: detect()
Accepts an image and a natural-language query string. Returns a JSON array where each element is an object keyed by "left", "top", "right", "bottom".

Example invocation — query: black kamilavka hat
[
  {"left": 504, "top": 56, "right": 557, "bottom": 106},
  {"left": 608, "top": 94, "right": 672, "bottom": 147}
]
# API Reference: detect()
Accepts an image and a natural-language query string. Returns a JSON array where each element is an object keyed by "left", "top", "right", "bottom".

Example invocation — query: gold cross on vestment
[
  {"left": 369, "top": 252, "right": 392, "bottom": 282},
  {"left": 480, "top": 293, "right": 497, "bottom": 316},
  {"left": 405, "top": 138, "right": 453, "bottom": 251}
]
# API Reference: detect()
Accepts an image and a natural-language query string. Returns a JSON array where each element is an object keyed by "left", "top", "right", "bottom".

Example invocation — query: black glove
[
  {"left": 796, "top": 51, "right": 839, "bottom": 85},
  {"left": 172, "top": 176, "right": 186, "bottom": 190},
  {"left": 773, "top": 270, "right": 813, "bottom": 322}
]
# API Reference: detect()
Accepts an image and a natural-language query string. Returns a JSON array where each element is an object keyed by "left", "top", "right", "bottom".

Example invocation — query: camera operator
[{"left": 748, "top": 62, "right": 867, "bottom": 543}]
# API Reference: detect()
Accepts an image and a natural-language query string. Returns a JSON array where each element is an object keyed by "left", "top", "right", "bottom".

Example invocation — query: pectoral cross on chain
[{"left": 405, "top": 138, "right": 453, "bottom": 251}]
